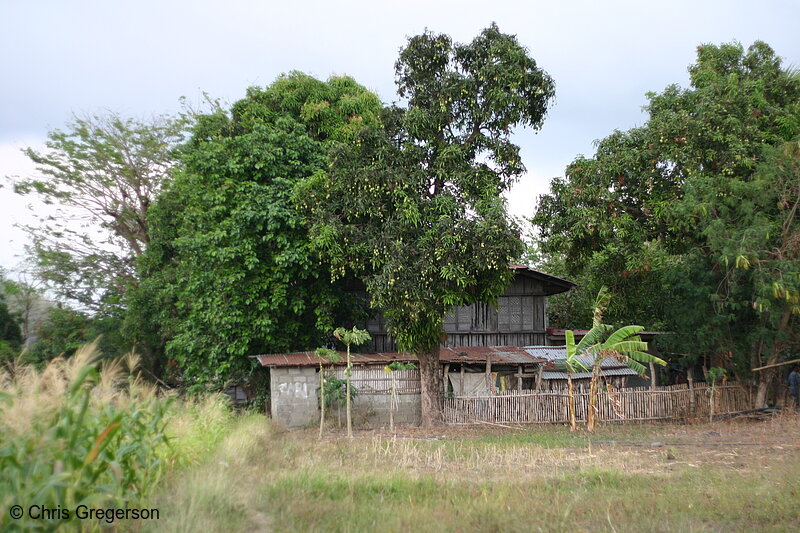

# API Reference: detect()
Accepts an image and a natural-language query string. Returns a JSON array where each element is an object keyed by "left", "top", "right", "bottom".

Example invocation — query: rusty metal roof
[
  {"left": 255, "top": 346, "right": 546, "bottom": 368},
  {"left": 439, "top": 346, "right": 545, "bottom": 365},
  {"left": 255, "top": 351, "right": 415, "bottom": 368}
]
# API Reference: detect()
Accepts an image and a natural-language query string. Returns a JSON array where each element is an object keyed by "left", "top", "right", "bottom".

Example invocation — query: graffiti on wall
[{"left": 277, "top": 381, "right": 309, "bottom": 400}]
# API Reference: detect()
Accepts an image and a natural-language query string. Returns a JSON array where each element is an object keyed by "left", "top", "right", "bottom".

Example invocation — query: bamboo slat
[{"left": 442, "top": 383, "right": 751, "bottom": 425}]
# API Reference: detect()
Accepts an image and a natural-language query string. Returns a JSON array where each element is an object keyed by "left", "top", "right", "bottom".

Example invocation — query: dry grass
[{"left": 140, "top": 412, "right": 800, "bottom": 532}]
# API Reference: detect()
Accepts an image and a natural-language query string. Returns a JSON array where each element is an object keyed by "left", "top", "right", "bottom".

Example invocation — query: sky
[{"left": 1, "top": 0, "right": 798, "bottom": 273}]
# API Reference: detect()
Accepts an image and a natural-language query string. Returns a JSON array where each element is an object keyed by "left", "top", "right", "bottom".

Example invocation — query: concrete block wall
[
  {"left": 350, "top": 393, "right": 421, "bottom": 428},
  {"left": 270, "top": 367, "right": 319, "bottom": 428},
  {"left": 270, "top": 367, "right": 422, "bottom": 429}
]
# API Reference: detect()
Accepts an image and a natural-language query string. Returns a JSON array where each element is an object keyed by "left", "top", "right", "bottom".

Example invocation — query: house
[
  {"left": 257, "top": 266, "right": 579, "bottom": 427},
  {"left": 366, "top": 265, "right": 575, "bottom": 351},
  {"left": 257, "top": 346, "right": 548, "bottom": 428}
]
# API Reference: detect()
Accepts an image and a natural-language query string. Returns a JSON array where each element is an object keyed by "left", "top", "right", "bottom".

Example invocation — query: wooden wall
[{"left": 365, "top": 276, "right": 549, "bottom": 352}]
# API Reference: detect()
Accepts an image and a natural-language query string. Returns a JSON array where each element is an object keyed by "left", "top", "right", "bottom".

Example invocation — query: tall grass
[{"left": 0, "top": 341, "right": 235, "bottom": 532}]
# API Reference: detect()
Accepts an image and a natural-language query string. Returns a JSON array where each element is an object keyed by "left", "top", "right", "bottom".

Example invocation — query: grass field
[{"left": 140, "top": 413, "right": 800, "bottom": 532}]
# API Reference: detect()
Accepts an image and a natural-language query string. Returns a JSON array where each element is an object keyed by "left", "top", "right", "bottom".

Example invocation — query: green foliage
[
  {"left": 132, "top": 73, "right": 382, "bottom": 387},
  {"left": 0, "top": 293, "right": 22, "bottom": 361},
  {"left": 24, "top": 306, "right": 127, "bottom": 365},
  {"left": 707, "top": 366, "right": 727, "bottom": 385},
  {"left": 534, "top": 40, "right": 800, "bottom": 376},
  {"left": 315, "top": 347, "right": 341, "bottom": 365},
  {"left": 301, "top": 26, "right": 553, "bottom": 397},
  {"left": 321, "top": 376, "right": 357, "bottom": 408},
  {"left": 333, "top": 326, "right": 372, "bottom": 351},
  {"left": 387, "top": 361, "right": 417, "bottom": 372},
  {"left": 563, "top": 330, "right": 589, "bottom": 373}
]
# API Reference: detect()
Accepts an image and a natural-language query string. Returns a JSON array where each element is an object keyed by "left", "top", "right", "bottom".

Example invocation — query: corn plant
[{"left": 0, "top": 343, "right": 170, "bottom": 531}]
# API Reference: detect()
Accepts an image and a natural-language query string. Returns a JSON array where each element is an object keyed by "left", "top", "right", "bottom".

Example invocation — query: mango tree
[
  {"left": 534, "top": 41, "right": 800, "bottom": 407},
  {"left": 300, "top": 25, "right": 554, "bottom": 426}
]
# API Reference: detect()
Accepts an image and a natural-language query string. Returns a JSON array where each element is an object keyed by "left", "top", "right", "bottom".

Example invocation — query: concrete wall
[
  {"left": 349, "top": 393, "right": 421, "bottom": 428},
  {"left": 270, "top": 367, "right": 422, "bottom": 429},
  {"left": 270, "top": 367, "right": 319, "bottom": 428}
]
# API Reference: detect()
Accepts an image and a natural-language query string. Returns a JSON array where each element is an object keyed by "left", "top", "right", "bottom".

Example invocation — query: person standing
[{"left": 789, "top": 367, "right": 799, "bottom": 408}]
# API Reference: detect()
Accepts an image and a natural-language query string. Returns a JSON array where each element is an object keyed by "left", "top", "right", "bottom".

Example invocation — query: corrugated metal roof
[
  {"left": 255, "top": 346, "right": 546, "bottom": 367},
  {"left": 255, "top": 351, "right": 415, "bottom": 368},
  {"left": 524, "top": 345, "right": 627, "bottom": 369},
  {"left": 439, "top": 346, "right": 546, "bottom": 365},
  {"left": 541, "top": 367, "right": 639, "bottom": 380}
]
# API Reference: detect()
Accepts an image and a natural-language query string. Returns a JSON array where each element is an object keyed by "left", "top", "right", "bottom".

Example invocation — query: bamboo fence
[
  {"left": 442, "top": 383, "right": 751, "bottom": 425},
  {"left": 332, "top": 367, "right": 421, "bottom": 394}
]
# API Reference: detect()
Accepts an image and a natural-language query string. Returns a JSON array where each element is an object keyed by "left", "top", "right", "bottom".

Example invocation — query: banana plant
[{"left": 578, "top": 324, "right": 667, "bottom": 432}]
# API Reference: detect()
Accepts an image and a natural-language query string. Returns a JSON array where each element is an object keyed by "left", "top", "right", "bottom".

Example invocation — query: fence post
[{"left": 485, "top": 356, "right": 492, "bottom": 393}]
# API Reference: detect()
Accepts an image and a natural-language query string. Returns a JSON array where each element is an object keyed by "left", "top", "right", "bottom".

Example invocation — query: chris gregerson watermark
[{"left": 8, "top": 504, "right": 159, "bottom": 524}]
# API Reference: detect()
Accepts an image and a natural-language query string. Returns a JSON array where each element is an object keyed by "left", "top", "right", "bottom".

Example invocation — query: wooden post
[
  {"left": 517, "top": 365, "right": 523, "bottom": 391},
  {"left": 649, "top": 362, "right": 657, "bottom": 391},
  {"left": 460, "top": 365, "right": 465, "bottom": 396},
  {"left": 687, "top": 367, "right": 695, "bottom": 415},
  {"left": 535, "top": 364, "right": 544, "bottom": 391},
  {"left": 443, "top": 363, "right": 450, "bottom": 396},
  {"left": 485, "top": 356, "right": 493, "bottom": 394}
]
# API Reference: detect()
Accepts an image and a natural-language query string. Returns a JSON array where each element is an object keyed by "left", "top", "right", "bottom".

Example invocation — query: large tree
[
  {"left": 13, "top": 112, "right": 187, "bottom": 311},
  {"left": 534, "top": 41, "right": 800, "bottom": 405},
  {"left": 300, "top": 25, "right": 555, "bottom": 426},
  {"left": 132, "top": 73, "right": 383, "bottom": 386}
]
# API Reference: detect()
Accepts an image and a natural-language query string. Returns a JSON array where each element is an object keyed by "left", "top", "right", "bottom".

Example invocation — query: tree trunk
[
  {"left": 587, "top": 360, "right": 602, "bottom": 433},
  {"left": 389, "top": 371, "right": 396, "bottom": 432},
  {"left": 417, "top": 347, "right": 443, "bottom": 427},
  {"left": 755, "top": 309, "right": 793, "bottom": 408},
  {"left": 318, "top": 366, "right": 325, "bottom": 439},
  {"left": 346, "top": 346, "right": 353, "bottom": 438},
  {"left": 649, "top": 362, "right": 657, "bottom": 390},
  {"left": 567, "top": 372, "right": 577, "bottom": 432},
  {"left": 754, "top": 361, "right": 777, "bottom": 409}
]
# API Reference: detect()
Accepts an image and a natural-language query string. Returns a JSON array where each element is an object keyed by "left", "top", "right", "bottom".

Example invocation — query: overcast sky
[{"left": 1, "top": 0, "right": 798, "bottom": 273}]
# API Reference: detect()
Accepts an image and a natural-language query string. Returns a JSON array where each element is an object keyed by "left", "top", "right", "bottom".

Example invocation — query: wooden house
[
  {"left": 257, "top": 266, "right": 578, "bottom": 427},
  {"left": 365, "top": 265, "right": 575, "bottom": 352}
]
